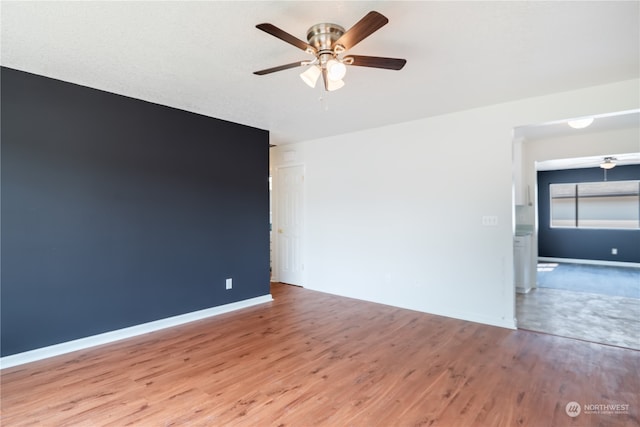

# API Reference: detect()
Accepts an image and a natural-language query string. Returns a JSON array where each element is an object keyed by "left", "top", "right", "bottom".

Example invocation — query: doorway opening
[{"left": 512, "top": 110, "right": 640, "bottom": 349}]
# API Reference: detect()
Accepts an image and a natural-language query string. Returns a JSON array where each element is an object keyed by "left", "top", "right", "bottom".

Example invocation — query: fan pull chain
[{"left": 319, "top": 94, "right": 329, "bottom": 111}]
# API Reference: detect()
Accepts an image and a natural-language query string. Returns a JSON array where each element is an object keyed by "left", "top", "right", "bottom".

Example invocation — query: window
[
  {"left": 550, "top": 180, "right": 640, "bottom": 229},
  {"left": 550, "top": 183, "right": 576, "bottom": 227}
]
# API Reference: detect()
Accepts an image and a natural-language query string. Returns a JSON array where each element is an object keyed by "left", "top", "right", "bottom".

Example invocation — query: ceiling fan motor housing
[{"left": 306, "top": 23, "right": 345, "bottom": 59}]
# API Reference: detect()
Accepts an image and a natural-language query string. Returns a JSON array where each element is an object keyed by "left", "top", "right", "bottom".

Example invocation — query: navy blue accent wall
[
  {"left": 1, "top": 67, "right": 270, "bottom": 356},
  {"left": 538, "top": 165, "right": 640, "bottom": 263}
]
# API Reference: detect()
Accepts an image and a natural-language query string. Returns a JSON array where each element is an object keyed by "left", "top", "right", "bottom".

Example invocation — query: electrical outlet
[
  {"left": 225, "top": 278, "right": 232, "bottom": 290},
  {"left": 482, "top": 215, "right": 498, "bottom": 226},
  {"left": 611, "top": 248, "right": 618, "bottom": 255}
]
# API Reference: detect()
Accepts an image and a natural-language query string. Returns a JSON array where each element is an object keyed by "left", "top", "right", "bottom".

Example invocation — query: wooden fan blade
[
  {"left": 256, "top": 23, "right": 316, "bottom": 53},
  {"left": 332, "top": 11, "right": 388, "bottom": 51},
  {"left": 345, "top": 55, "right": 406, "bottom": 70},
  {"left": 253, "top": 61, "right": 305, "bottom": 75}
]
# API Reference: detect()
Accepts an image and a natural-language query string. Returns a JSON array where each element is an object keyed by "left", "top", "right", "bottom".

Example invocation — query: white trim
[
  {"left": 435, "top": 310, "right": 518, "bottom": 330},
  {"left": 538, "top": 257, "right": 640, "bottom": 269},
  {"left": 444, "top": 311, "right": 518, "bottom": 330},
  {"left": 308, "top": 287, "right": 518, "bottom": 331},
  {"left": 0, "top": 294, "right": 273, "bottom": 370}
]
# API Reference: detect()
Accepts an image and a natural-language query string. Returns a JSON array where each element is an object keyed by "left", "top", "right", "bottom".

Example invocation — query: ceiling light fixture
[
  {"left": 326, "top": 59, "right": 347, "bottom": 81},
  {"left": 299, "top": 59, "right": 346, "bottom": 90},
  {"left": 567, "top": 117, "right": 594, "bottom": 129},
  {"left": 599, "top": 157, "right": 616, "bottom": 170},
  {"left": 300, "top": 65, "right": 321, "bottom": 88},
  {"left": 326, "top": 78, "right": 344, "bottom": 92}
]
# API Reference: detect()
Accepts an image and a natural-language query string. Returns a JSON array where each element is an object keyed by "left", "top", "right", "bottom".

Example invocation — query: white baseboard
[
  {"left": 538, "top": 257, "right": 640, "bottom": 269},
  {"left": 445, "top": 310, "right": 518, "bottom": 330},
  {"left": 305, "top": 286, "right": 518, "bottom": 331},
  {"left": 0, "top": 294, "right": 273, "bottom": 370}
]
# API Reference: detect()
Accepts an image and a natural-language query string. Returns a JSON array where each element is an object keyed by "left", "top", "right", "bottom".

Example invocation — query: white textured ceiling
[{"left": 1, "top": 1, "right": 639, "bottom": 145}]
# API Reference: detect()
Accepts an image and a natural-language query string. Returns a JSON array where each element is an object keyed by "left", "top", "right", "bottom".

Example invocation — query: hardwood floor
[{"left": 2, "top": 283, "right": 639, "bottom": 426}]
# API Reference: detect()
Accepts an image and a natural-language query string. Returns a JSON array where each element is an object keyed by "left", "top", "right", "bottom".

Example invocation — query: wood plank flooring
[{"left": 2, "top": 283, "right": 639, "bottom": 426}]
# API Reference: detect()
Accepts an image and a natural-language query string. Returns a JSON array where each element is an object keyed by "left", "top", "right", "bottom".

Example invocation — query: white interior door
[{"left": 275, "top": 165, "right": 304, "bottom": 285}]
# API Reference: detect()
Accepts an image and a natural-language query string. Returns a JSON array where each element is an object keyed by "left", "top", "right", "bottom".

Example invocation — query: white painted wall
[{"left": 270, "top": 79, "right": 639, "bottom": 329}]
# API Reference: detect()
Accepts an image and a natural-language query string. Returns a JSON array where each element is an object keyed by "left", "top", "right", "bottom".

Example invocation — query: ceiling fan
[{"left": 253, "top": 11, "right": 406, "bottom": 91}]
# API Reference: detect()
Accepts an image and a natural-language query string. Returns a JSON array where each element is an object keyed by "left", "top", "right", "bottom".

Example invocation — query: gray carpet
[
  {"left": 537, "top": 262, "right": 640, "bottom": 299},
  {"left": 517, "top": 287, "right": 640, "bottom": 350}
]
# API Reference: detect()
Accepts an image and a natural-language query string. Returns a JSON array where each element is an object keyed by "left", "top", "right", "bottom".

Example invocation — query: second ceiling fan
[{"left": 254, "top": 11, "right": 406, "bottom": 91}]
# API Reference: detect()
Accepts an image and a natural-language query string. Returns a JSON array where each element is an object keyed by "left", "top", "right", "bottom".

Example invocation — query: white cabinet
[{"left": 514, "top": 234, "right": 532, "bottom": 293}]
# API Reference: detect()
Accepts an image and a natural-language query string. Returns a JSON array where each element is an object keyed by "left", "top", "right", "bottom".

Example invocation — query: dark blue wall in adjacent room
[
  {"left": 1, "top": 67, "right": 270, "bottom": 356},
  {"left": 538, "top": 165, "right": 640, "bottom": 263}
]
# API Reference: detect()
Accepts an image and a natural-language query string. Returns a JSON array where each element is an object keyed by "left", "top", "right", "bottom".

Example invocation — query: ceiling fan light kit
[
  {"left": 254, "top": 11, "right": 407, "bottom": 92},
  {"left": 326, "top": 78, "right": 345, "bottom": 92},
  {"left": 300, "top": 65, "right": 321, "bottom": 88},
  {"left": 326, "top": 59, "right": 347, "bottom": 81}
]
